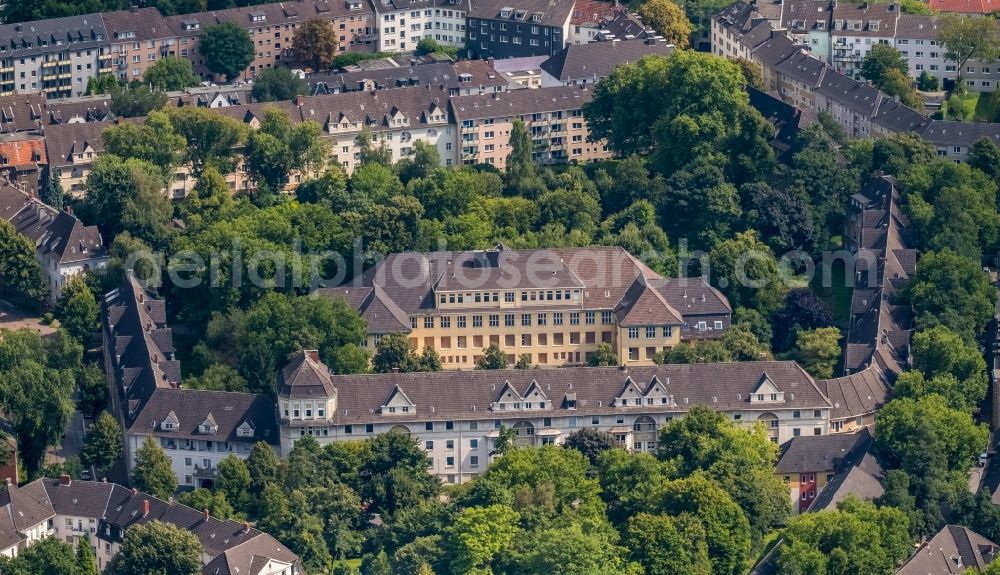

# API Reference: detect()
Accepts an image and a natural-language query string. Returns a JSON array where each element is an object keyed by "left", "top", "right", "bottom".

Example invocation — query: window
[
  {"left": 489, "top": 314, "right": 499, "bottom": 327},
  {"left": 570, "top": 312, "right": 580, "bottom": 325},
  {"left": 714, "top": 321, "right": 723, "bottom": 330},
  {"left": 522, "top": 314, "right": 531, "bottom": 326},
  {"left": 646, "top": 326, "right": 656, "bottom": 338},
  {"left": 628, "top": 327, "right": 639, "bottom": 339},
  {"left": 446, "top": 440, "right": 454, "bottom": 449},
  {"left": 441, "top": 316, "right": 451, "bottom": 328},
  {"left": 458, "top": 315, "right": 467, "bottom": 328},
  {"left": 553, "top": 312, "right": 563, "bottom": 325},
  {"left": 602, "top": 311, "right": 612, "bottom": 324},
  {"left": 470, "top": 455, "right": 479, "bottom": 466},
  {"left": 470, "top": 438, "right": 479, "bottom": 448},
  {"left": 585, "top": 312, "right": 595, "bottom": 324},
  {"left": 446, "top": 457, "right": 455, "bottom": 467},
  {"left": 426, "top": 422, "right": 434, "bottom": 431},
  {"left": 473, "top": 315, "right": 483, "bottom": 327},
  {"left": 446, "top": 421, "right": 454, "bottom": 430},
  {"left": 365, "top": 424, "right": 373, "bottom": 433},
  {"left": 505, "top": 291, "right": 515, "bottom": 302},
  {"left": 537, "top": 313, "right": 547, "bottom": 325},
  {"left": 793, "top": 428, "right": 801, "bottom": 437},
  {"left": 424, "top": 317, "right": 434, "bottom": 328},
  {"left": 425, "top": 440, "right": 434, "bottom": 450},
  {"left": 345, "top": 425, "right": 353, "bottom": 434},
  {"left": 793, "top": 410, "right": 800, "bottom": 418},
  {"left": 505, "top": 313, "right": 515, "bottom": 326},
  {"left": 591, "top": 416, "right": 600, "bottom": 425},
  {"left": 662, "top": 326, "right": 673, "bottom": 338}
]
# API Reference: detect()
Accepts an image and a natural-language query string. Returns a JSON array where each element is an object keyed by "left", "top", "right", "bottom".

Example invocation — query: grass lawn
[{"left": 975, "top": 91, "right": 995, "bottom": 121}]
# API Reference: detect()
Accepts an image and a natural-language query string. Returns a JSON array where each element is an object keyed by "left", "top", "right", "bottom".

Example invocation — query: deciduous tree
[
  {"left": 106, "top": 520, "right": 202, "bottom": 575},
  {"left": 199, "top": 22, "right": 255, "bottom": 81},
  {"left": 292, "top": 18, "right": 339, "bottom": 71},
  {"left": 144, "top": 56, "right": 200, "bottom": 91},
  {"left": 131, "top": 436, "right": 178, "bottom": 499},
  {"left": 80, "top": 412, "right": 123, "bottom": 475},
  {"left": 637, "top": 0, "right": 692, "bottom": 47},
  {"left": 939, "top": 14, "right": 1000, "bottom": 83},
  {"left": 56, "top": 275, "right": 99, "bottom": 343},
  {"left": 251, "top": 67, "right": 308, "bottom": 102}
]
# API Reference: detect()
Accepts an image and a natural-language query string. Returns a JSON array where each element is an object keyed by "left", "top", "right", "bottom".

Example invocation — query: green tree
[
  {"left": 918, "top": 70, "right": 940, "bottom": 91},
  {"left": 0, "top": 329, "right": 78, "bottom": 478},
  {"left": 510, "top": 523, "right": 637, "bottom": 575},
  {"left": 292, "top": 17, "right": 339, "bottom": 70},
  {"left": 968, "top": 137, "right": 1000, "bottom": 181},
  {"left": 707, "top": 230, "right": 784, "bottom": 314},
  {"left": 251, "top": 67, "right": 309, "bottom": 102},
  {"left": 215, "top": 455, "right": 251, "bottom": 511},
  {"left": 246, "top": 441, "right": 281, "bottom": 496},
  {"left": 85, "top": 74, "right": 119, "bottom": 95},
  {"left": 564, "top": 428, "right": 620, "bottom": 467},
  {"left": 657, "top": 406, "right": 788, "bottom": 543},
  {"left": 359, "top": 431, "right": 440, "bottom": 515},
  {"left": 475, "top": 343, "right": 508, "bottom": 369},
  {"left": 721, "top": 322, "right": 772, "bottom": 361},
  {"left": 130, "top": 436, "right": 178, "bottom": 499},
  {"left": 76, "top": 536, "right": 98, "bottom": 575},
  {"left": 652, "top": 475, "right": 751, "bottom": 575},
  {"left": 880, "top": 68, "right": 922, "bottom": 107},
  {"left": 373, "top": 332, "right": 421, "bottom": 373},
  {"left": 598, "top": 449, "right": 674, "bottom": 527},
  {"left": 177, "top": 488, "right": 234, "bottom": 519},
  {"left": 415, "top": 38, "right": 458, "bottom": 58},
  {"left": 56, "top": 275, "right": 99, "bottom": 343},
  {"left": 637, "top": 0, "right": 692, "bottom": 47},
  {"left": 585, "top": 52, "right": 773, "bottom": 181},
  {"left": 0, "top": 219, "right": 47, "bottom": 306},
  {"left": 2, "top": 536, "right": 78, "bottom": 574},
  {"left": 80, "top": 155, "right": 172, "bottom": 243},
  {"left": 587, "top": 343, "right": 618, "bottom": 366},
  {"left": 445, "top": 504, "right": 520, "bottom": 574},
  {"left": 106, "top": 520, "right": 202, "bottom": 575},
  {"left": 80, "top": 412, "right": 122, "bottom": 475},
  {"left": 906, "top": 325, "right": 988, "bottom": 410},
  {"left": 165, "top": 106, "right": 248, "bottom": 175},
  {"left": 143, "top": 56, "right": 200, "bottom": 91},
  {"left": 790, "top": 327, "right": 842, "bottom": 379},
  {"left": 776, "top": 496, "right": 911, "bottom": 575},
  {"left": 360, "top": 551, "right": 392, "bottom": 575},
  {"left": 939, "top": 14, "right": 1000, "bottom": 83},
  {"left": 199, "top": 22, "right": 255, "bottom": 81},
  {"left": 905, "top": 250, "right": 995, "bottom": 341},
  {"left": 103, "top": 111, "right": 186, "bottom": 181},
  {"left": 110, "top": 83, "right": 167, "bottom": 118},
  {"left": 626, "top": 512, "right": 712, "bottom": 575},
  {"left": 876, "top": 394, "right": 988, "bottom": 472},
  {"left": 859, "top": 44, "right": 910, "bottom": 88},
  {"left": 76, "top": 362, "right": 108, "bottom": 419},
  {"left": 505, "top": 119, "right": 544, "bottom": 197},
  {"left": 41, "top": 168, "right": 64, "bottom": 210},
  {"left": 184, "top": 364, "right": 248, "bottom": 392}
]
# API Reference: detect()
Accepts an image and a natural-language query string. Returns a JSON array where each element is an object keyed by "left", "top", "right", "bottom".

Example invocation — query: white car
[{"left": 979, "top": 453, "right": 988, "bottom": 467}]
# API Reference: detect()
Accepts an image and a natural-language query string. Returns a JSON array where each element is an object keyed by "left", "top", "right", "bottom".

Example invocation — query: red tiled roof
[
  {"left": 570, "top": 0, "right": 620, "bottom": 26},
  {"left": 0, "top": 137, "right": 45, "bottom": 168},
  {"left": 930, "top": 0, "right": 1000, "bottom": 14}
]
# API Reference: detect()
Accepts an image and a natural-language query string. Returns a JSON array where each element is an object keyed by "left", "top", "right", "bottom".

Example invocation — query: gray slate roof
[
  {"left": 322, "top": 361, "right": 832, "bottom": 424},
  {"left": 539, "top": 38, "right": 672, "bottom": 82},
  {"left": 896, "top": 525, "right": 999, "bottom": 574},
  {"left": 0, "top": 183, "right": 106, "bottom": 265},
  {"left": 278, "top": 350, "right": 339, "bottom": 400},
  {"left": 775, "top": 427, "right": 871, "bottom": 473}
]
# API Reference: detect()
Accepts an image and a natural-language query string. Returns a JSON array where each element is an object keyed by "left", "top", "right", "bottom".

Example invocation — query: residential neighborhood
[{"left": 0, "top": 0, "right": 999, "bottom": 571}]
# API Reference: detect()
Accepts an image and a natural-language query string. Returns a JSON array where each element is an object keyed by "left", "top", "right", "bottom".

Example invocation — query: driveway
[{"left": 0, "top": 299, "right": 55, "bottom": 335}]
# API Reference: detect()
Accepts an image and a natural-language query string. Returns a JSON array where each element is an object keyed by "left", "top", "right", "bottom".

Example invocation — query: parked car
[{"left": 979, "top": 453, "right": 988, "bottom": 467}]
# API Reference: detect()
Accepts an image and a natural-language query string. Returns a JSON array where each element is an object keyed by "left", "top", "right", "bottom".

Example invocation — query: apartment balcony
[
  {"left": 98, "top": 53, "right": 112, "bottom": 61},
  {"left": 193, "top": 464, "right": 217, "bottom": 479},
  {"left": 462, "top": 152, "right": 479, "bottom": 160},
  {"left": 99, "top": 66, "right": 112, "bottom": 73},
  {"left": 0, "top": 66, "right": 13, "bottom": 73}
]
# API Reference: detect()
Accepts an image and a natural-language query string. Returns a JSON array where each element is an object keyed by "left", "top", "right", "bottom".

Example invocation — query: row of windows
[
  {"left": 416, "top": 310, "right": 614, "bottom": 329},
  {"left": 626, "top": 326, "right": 676, "bottom": 339}
]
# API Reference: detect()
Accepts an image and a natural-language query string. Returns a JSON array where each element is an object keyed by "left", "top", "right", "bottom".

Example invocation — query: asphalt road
[{"left": 48, "top": 412, "right": 86, "bottom": 466}]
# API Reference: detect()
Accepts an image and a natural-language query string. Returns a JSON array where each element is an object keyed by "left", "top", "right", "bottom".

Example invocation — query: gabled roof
[
  {"left": 614, "top": 274, "right": 683, "bottom": 326},
  {"left": 325, "top": 361, "right": 831, "bottom": 424},
  {"left": 0, "top": 183, "right": 106, "bottom": 265},
  {"left": 775, "top": 428, "right": 872, "bottom": 473},
  {"left": 278, "top": 350, "right": 337, "bottom": 400},
  {"left": 896, "top": 525, "right": 999, "bottom": 574},
  {"left": 539, "top": 39, "right": 672, "bottom": 82}
]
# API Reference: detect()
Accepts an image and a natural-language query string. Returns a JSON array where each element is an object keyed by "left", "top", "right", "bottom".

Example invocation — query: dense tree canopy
[{"left": 199, "top": 22, "right": 255, "bottom": 81}]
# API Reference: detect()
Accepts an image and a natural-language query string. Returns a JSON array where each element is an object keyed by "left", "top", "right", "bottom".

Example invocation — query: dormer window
[
  {"left": 161, "top": 411, "right": 179, "bottom": 431},
  {"left": 749, "top": 374, "right": 785, "bottom": 404},
  {"left": 381, "top": 385, "right": 416, "bottom": 415},
  {"left": 199, "top": 414, "right": 218, "bottom": 435},
  {"left": 236, "top": 421, "right": 255, "bottom": 438},
  {"left": 500, "top": 7, "right": 512, "bottom": 17}
]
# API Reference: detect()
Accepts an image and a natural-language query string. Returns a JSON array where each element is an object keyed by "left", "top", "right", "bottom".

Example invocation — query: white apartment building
[
  {"left": 277, "top": 351, "right": 833, "bottom": 484},
  {"left": 374, "top": 0, "right": 466, "bottom": 52}
]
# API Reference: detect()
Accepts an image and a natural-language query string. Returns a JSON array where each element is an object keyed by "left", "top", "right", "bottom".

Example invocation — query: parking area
[{"left": 0, "top": 299, "right": 55, "bottom": 335}]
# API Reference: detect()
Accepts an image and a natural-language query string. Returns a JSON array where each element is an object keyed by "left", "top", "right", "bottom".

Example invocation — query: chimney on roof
[
  {"left": 131, "top": 488, "right": 138, "bottom": 495},
  {"left": 142, "top": 499, "right": 149, "bottom": 517},
  {"left": 305, "top": 349, "right": 320, "bottom": 362},
  {"left": 295, "top": 94, "right": 304, "bottom": 106},
  {"left": 243, "top": 521, "right": 251, "bottom": 534},
  {"left": 59, "top": 474, "right": 71, "bottom": 486},
  {"left": 203, "top": 508, "right": 210, "bottom": 522}
]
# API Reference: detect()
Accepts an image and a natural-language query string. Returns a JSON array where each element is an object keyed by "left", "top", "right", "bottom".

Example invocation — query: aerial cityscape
[{"left": 0, "top": 0, "right": 998, "bottom": 572}]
